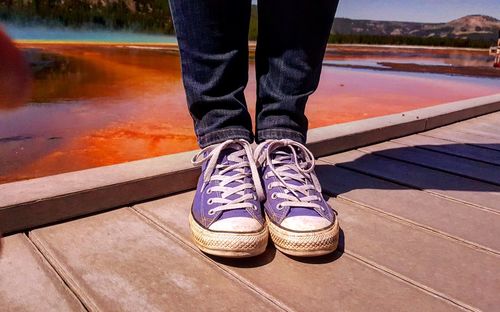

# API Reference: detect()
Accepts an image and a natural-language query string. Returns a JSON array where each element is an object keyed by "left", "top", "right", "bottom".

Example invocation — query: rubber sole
[
  {"left": 189, "top": 213, "right": 269, "bottom": 258},
  {"left": 267, "top": 215, "right": 340, "bottom": 257}
]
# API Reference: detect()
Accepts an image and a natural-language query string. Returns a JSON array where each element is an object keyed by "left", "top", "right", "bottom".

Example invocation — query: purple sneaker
[
  {"left": 255, "top": 139, "right": 339, "bottom": 257},
  {"left": 190, "top": 139, "right": 268, "bottom": 258}
]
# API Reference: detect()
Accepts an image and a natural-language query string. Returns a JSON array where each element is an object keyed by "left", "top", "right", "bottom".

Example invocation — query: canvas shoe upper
[
  {"left": 254, "top": 139, "right": 335, "bottom": 232},
  {"left": 191, "top": 139, "right": 266, "bottom": 232}
]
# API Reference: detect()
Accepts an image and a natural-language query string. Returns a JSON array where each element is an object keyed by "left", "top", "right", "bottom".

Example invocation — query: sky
[{"left": 252, "top": 0, "right": 500, "bottom": 23}]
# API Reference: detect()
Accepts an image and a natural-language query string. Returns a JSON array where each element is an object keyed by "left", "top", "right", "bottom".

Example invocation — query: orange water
[{"left": 0, "top": 44, "right": 498, "bottom": 183}]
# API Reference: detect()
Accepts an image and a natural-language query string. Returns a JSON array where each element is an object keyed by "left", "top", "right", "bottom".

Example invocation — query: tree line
[
  {"left": 328, "top": 33, "right": 493, "bottom": 49},
  {"left": 0, "top": 0, "right": 175, "bottom": 34}
]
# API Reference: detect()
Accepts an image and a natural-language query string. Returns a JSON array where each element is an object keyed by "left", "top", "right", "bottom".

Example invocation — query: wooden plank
[
  {"left": 457, "top": 110, "right": 500, "bottom": 123},
  {"left": 446, "top": 109, "right": 500, "bottom": 124},
  {"left": 421, "top": 128, "right": 500, "bottom": 152},
  {"left": 321, "top": 149, "right": 500, "bottom": 212},
  {"left": 455, "top": 127, "right": 500, "bottom": 141},
  {"left": 134, "top": 192, "right": 462, "bottom": 312},
  {"left": 442, "top": 112, "right": 500, "bottom": 139},
  {"left": 359, "top": 141, "right": 500, "bottom": 185},
  {"left": 29, "top": 209, "right": 278, "bottom": 312},
  {"left": 443, "top": 120, "right": 500, "bottom": 140},
  {"left": 331, "top": 198, "right": 500, "bottom": 311},
  {"left": 468, "top": 110, "right": 500, "bottom": 124},
  {"left": 0, "top": 234, "right": 84, "bottom": 312},
  {"left": 392, "top": 134, "right": 500, "bottom": 166},
  {"left": 472, "top": 110, "right": 500, "bottom": 120},
  {"left": 454, "top": 119, "right": 500, "bottom": 138},
  {"left": 402, "top": 94, "right": 500, "bottom": 130},
  {"left": 315, "top": 163, "right": 500, "bottom": 253},
  {"left": 0, "top": 150, "right": 199, "bottom": 234}
]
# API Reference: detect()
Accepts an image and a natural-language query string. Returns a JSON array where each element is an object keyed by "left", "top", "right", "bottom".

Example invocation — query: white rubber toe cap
[
  {"left": 280, "top": 216, "right": 331, "bottom": 232},
  {"left": 209, "top": 217, "right": 262, "bottom": 232}
]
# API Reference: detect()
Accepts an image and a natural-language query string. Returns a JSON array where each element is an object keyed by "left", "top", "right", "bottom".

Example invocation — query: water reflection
[
  {"left": 0, "top": 44, "right": 499, "bottom": 183},
  {"left": 324, "top": 46, "right": 500, "bottom": 75},
  {"left": 325, "top": 46, "right": 496, "bottom": 67}
]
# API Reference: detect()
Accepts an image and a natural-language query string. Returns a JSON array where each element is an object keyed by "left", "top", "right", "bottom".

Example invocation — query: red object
[{"left": 0, "top": 27, "right": 32, "bottom": 108}]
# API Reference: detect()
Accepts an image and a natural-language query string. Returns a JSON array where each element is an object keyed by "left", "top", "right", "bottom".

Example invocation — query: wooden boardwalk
[{"left": 2, "top": 109, "right": 500, "bottom": 311}]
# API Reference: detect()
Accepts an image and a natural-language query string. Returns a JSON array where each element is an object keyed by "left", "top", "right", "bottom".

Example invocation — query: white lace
[
  {"left": 192, "top": 139, "right": 264, "bottom": 216},
  {"left": 254, "top": 139, "right": 324, "bottom": 211}
]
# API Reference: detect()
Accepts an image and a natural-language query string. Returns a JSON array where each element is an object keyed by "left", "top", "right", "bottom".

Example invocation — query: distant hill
[{"left": 332, "top": 15, "right": 500, "bottom": 42}]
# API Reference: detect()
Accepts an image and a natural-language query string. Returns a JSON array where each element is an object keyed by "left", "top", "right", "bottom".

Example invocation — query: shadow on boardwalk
[{"left": 316, "top": 143, "right": 500, "bottom": 193}]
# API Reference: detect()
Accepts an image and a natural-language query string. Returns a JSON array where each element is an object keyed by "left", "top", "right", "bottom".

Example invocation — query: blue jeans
[{"left": 169, "top": 0, "right": 339, "bottom": 147}]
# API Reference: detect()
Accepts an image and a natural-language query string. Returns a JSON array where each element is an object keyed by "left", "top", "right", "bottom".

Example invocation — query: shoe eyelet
[
  {"left": 252, "top": 194, "right": 257, "bottom": 200},
  {"left": 277, "top": 203, "right": 283, "bottom": 210},
  {"left": 271, "top": 193, "right": 278, "bottom": 200},
  {"left": 253, "top": 205, "right": 258, "bottom": 211},
  {"left": 206, "top": 188, "right": 213, "bottom": 194},
  {"left": 267, "top": 184, "right": 273, "bottom": 190},
  {"left": 207, "top": 198, "right": 214, "bottom": 205},
  {"left": 208, "top": 209, "right": 215, "bottom": 215}
]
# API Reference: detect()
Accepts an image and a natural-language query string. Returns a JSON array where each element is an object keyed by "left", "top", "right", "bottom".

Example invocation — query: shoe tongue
[
  {"left": 215, "top": 144, "right": 253, "bottom": 202},
  {"left": 272, "top": 147, "right": 305, "bottom": 171},
  {"left": 271, "top": 147, "right": 311, "bottom": 199},
  {"left": 274, "top": 148, "right": 293, "bottom": 162},
  {"left": 217, "top": 144, "right": 244, "bottom": 165}
]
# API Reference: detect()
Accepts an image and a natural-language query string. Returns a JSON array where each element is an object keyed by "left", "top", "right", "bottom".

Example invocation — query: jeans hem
[
  {"left": 256, "top": 128, "right": 306, "bottom": 144},
  {"left": 197, "top": 128, "right": 254, "bottom": 148}
]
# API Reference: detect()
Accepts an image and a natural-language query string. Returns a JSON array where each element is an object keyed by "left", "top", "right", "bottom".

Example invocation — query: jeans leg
[
  {"left": 169, "top": 0, "right": 253, "bottom": 148},
  {"left": 255, "top": 0, "right": 339, "bottom": 144}
]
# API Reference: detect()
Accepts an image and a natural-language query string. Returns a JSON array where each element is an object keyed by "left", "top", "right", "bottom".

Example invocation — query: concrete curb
[
  {"left": 307, "top": 93, "right": 500, "bottom": 157},
  {"left": 1, "top": 93, "right": 499, "bottom": 234}
]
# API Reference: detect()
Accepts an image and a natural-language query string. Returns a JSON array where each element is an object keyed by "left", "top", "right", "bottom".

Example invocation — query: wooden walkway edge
[{"left": 1, "top": 93, "right": 499, "bottom": 234}]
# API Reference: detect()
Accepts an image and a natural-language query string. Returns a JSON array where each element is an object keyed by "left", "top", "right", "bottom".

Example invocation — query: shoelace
[
  {"left": 254, "top": 139, "right": 324, "bottom": 211},
  {"left": 192, "top": 139, "right": 264, "bottom": 216}
]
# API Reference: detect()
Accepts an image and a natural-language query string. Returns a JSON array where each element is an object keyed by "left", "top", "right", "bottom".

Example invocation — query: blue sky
[
  {"left": 336, "top": 0, "right": 500, "bottom": 22},
  {"left": 252, "top": 0, "right": 500, "bottom": 23}
]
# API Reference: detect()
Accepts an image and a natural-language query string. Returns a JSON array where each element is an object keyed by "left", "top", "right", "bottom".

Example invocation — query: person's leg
[
  {"left": 169, "top": 0, "right": 268, "bottom": 258},
  {"left": 254, "top": 1, "right": 340, "bottom": 257},
  {"left": 255, "top": 0, "right": 339, "bottom": 144},
  {"left": 169, "top": 0, "right": 254, "bottom": 147}
]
